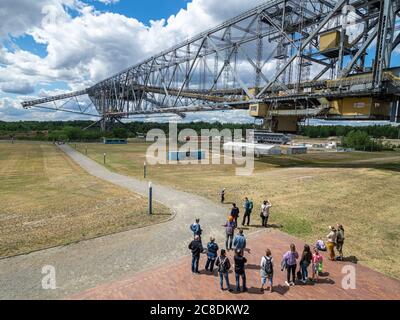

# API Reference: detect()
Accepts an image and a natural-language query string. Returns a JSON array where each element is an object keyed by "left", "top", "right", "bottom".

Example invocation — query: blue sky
[
  {"left": 4, "top": 0, "right": 191, "bottom": 63},
  {"left": 91, "top": 0, "right": 190, "bottom": 24}
]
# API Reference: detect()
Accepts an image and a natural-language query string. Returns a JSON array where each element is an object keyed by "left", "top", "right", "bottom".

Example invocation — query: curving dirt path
[{"left": 0, "top": 144, "right": 232, "bottom": 300}]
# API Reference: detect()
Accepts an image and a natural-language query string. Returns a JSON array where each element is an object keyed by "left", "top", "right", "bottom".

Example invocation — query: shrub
[{"left": 342, "top": 130, "right": 383, "bottom": 151}]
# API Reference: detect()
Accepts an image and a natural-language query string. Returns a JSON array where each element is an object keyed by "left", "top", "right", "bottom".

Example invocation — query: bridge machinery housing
[{"left": 22, "top": 0, "right": 400, "bottom": 132}]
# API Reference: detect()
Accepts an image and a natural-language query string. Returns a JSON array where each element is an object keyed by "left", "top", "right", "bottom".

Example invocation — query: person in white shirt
[{"left": 261, "top": 200, "right": 272, "bottom": 227}]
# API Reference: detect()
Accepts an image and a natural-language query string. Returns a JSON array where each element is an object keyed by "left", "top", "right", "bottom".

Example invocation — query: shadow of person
[
  {"left": 272, "top": 284, "right": 290, "bottom": 296},
  {"left": 266, "top": 224, "right": 283, "bottom": 229},
  {"left": 295, "top": 280, "right": 316, "bottom": 286},
  {"left": 247, "top": 287, "right": 264, "bottom": 295},
  {"left": 244, "top": 264, "right": 260, "bottom": 270},
  {"left": 202, "top": 270, "right": 219, "bottom": 277},
  {"left": 319, "top": 272, "right": 330, "bottom": 277},
  {"left": 342, "top": 256, "right": 358, "bottom": 264},
  {"left": 248, "top": 225, "right": 267, "bottom": 229},
  {"left": 316, "top": 278, "right": 335, "bottom": 285}
]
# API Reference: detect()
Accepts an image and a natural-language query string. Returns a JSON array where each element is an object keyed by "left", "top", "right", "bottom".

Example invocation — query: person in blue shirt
[
  {"left": 190, "top": 218, "right": 203, "bottom": 242},
  {"left": 242, "top": 197, "right": 253, "bottom": 226},
  {"left": 233, "top": 229, "right": 247, "bottom": 254},
  {"left": 205, "top": 237, "right": 219, "bottom": 272}
]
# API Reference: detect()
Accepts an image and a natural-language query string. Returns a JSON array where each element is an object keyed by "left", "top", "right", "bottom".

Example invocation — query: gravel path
[{"left": 0, "top": 144, "right": 229, "bottom": 300}]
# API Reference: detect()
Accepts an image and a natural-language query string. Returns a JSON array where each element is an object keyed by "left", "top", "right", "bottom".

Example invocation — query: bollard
[
  {"left": 85, "top": 147, "right": 88, "bottom": 155},
  {"left": 103, "top": 153, "right": 106, "bottom": 164},
  {"left": 144, "top": 161, "right": 147, "bottom": 179},
  {"left": 148, "top": 182, "right": 153, "bottom": 215}
]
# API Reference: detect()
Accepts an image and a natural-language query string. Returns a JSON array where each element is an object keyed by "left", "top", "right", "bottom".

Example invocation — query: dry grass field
[
  {"left": 0, "top": 142, "right": 169, "bottom": 258},
  {"left": 76, "top": 141, "right": 400, "bottom": 279}
]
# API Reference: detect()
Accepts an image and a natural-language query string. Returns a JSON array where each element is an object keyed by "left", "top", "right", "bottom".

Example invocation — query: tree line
[
  {"left": 299, "top": 124, "right": 400, "bottom": 140},
  {"left": 1, "top": 121, "right": 398, "bottom": 152},
  {"left": 0, "top": 121, "right": 256, "bottom": 142}
]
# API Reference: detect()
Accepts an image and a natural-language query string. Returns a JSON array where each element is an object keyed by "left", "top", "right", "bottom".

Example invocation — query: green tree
[
  {"left": 342, "top": 130, "right": 382, "bottom": 151},
  {"left": 112, "top": 128, "right": 128, "bottom": 139}
]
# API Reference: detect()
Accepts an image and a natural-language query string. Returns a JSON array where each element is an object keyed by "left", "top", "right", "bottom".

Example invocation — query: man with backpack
[
  {"left": 188, "top": 235, "right": 204, "bottom": 274},
  {"left": 215, "top": 249, "right": 233, "bottom": 291},
  {"left": 336, "top": 224, "right": 345, "bottom": 261},
  {"left": 234, "top": 249, "right": 248, "bottom": 292},
  {"left": 190, "top": 218, "right": 203, "bottom": 242},
  {"left": 230, "top": 203, "right": 240, "bottom": 227},
  {"left": 205, "top": 237, "right": 219, "bottom": 273},
  {"left": 242, "top": 197, "right": 253, "bottom": 226},
  {"left": 260, "top": 249, "right": 274, "bottom": 293},
  {"left": 224, "top": 216, "right": 236, "bottom": 251}
]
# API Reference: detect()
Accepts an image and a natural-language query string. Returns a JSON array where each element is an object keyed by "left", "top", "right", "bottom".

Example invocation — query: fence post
[{"left": 148, "top": 182, "right": 153, "bottom": 215}]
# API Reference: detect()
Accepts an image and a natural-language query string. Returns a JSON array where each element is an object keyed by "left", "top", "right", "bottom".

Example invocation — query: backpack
[
  {"left": 316, "top": 240, "right": 327, "bottom": 251},
  {"left": 190, "top": 223, "right": 202, "bottom": 235},
  {"left": 263, "top": 256, "right": 273, "bottom": 275},
  {"left": 226, "top": 221, "right": 235, "bottom": 235},
  {"left": 249, "top": 201, "right": 254, "bottom": 210},
  {"left": 218, "top": 257, "right": 230, "bottom": 273},
  {"left": 337, "top": 230, "right": 345, "bottom": 243},
  {"left": 207, "top": 242, "right": 218, "bottom": 256}
]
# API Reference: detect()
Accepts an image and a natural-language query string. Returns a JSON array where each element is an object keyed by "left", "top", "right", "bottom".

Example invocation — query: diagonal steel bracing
[{"left": 21, "top": 0, "right": 400, "bottom": 126}]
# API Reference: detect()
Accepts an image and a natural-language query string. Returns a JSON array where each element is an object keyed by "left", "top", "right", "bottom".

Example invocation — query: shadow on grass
[
  {"left": 267, "top": 224, "right": 284, "bottom": 229},
  {"left": 341, "top": 256, "right": 359, "bottom": 264}
]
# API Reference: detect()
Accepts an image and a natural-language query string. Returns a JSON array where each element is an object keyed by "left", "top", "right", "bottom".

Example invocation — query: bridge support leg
[
  {"left": 101, "top": 118, "right": 107, "bottom": 132},
  {"left": 264, "top": 116, "right": 299, "bottom": 133},
  {"left": 391, "top": 100, "right": 400, "bottom": 123}
]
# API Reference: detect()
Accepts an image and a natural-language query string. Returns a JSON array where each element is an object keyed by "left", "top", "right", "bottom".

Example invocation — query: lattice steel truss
[{"left": 22, "top": 0, "right": 400, "bottom": 129}]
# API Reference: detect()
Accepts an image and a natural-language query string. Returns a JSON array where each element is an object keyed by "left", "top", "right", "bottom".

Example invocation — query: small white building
[
  {"left": 223, "top": 142, "right": 281, "bottom": 156},
  {"left": 286, "top": 146, "right": 308, "bottom": 155}
]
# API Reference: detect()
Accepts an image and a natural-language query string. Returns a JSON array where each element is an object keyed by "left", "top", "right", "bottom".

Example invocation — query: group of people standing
[
  {"left": 188, "top": 217, "right": 250, "bottom": 292},
  {"left": 186, "top": 190, "right": 346, "bottom": 294},
  {"left": 222, "top": 195, "right": 273, "bottom": 229},
  {"left": 326, "top": 224, "right": 345, "bottom": 261},
  {"left": 188, "top": 218, "right": 328, "bottom": 294},
  {"left": 281, "top": 243, "right": 324, "bottom": 286}
]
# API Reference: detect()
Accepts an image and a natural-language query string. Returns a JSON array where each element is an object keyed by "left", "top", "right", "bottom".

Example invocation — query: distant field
[
  {"left": 76, "top": 141, "right": 400, "bottom": 279},
  {"left": 0, "top": 142, "right": 169, "bottom": 258}
]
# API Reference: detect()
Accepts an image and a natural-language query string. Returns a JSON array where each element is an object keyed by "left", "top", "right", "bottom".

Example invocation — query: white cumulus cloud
[{"left": 0, "top": 0, "right": 274, "bottom": 121}]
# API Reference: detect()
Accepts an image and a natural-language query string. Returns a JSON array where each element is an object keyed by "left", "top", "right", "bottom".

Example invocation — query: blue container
[
  {"left": 103, "top": 138, "right": 128, "bottom": 145},
  {"left": 168, "top": 150, "right": 205, "bottom": 161}
]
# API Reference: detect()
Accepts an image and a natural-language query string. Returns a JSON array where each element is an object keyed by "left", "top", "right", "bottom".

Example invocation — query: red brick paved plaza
[{"left": 70, "top": 230, "right": 400, "bottom": 300}]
